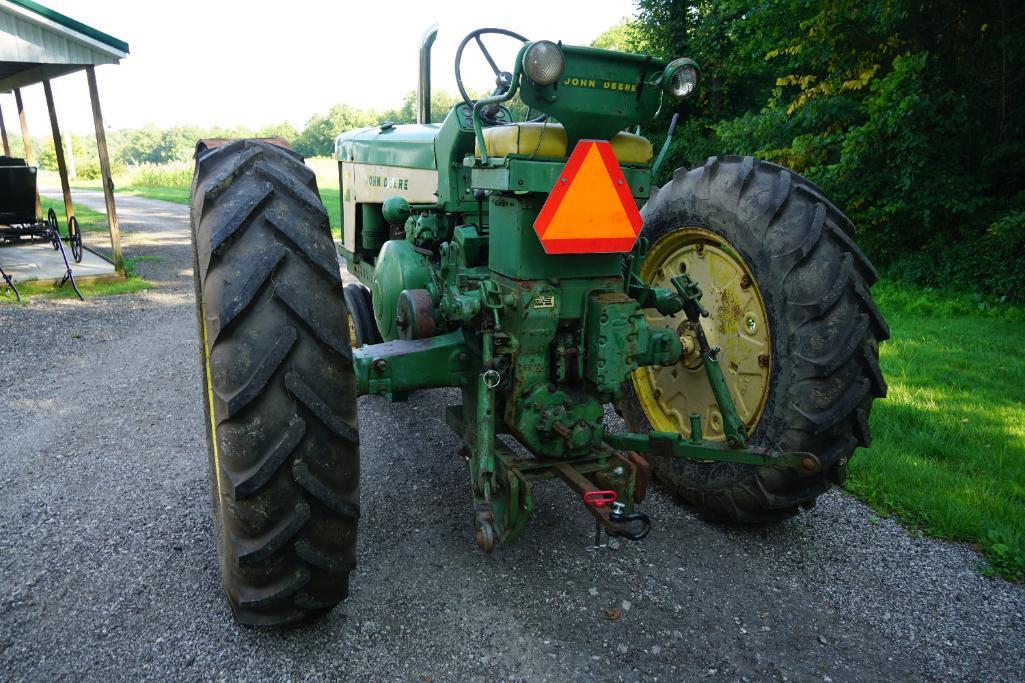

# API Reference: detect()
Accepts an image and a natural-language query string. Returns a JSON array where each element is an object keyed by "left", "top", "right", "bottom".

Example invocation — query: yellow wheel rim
[
  {"left": 348, "top": 312, "right": 359, "bottom": 348},
  {"left": 631, "top": 227, "right": 771, "bottom": 442}
]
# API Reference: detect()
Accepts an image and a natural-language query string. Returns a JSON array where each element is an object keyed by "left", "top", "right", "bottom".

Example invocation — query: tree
[
  {"left": 257, "top": 121, "right": 299, "bottom": 143},
  {"left": 591, "top": 17, "right": 643, "bottom": 52},
  {"left": 625, "top": 0, "right": 1025, "bottom": 300},
  {"left": 293, "top": 104, "right": 378, "bottom": 157}
]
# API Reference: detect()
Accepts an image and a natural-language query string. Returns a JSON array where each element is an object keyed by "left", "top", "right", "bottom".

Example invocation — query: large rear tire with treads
[
  {"left": 621, "top": 156, "right": 888, "bottom": 523},
  {"left": 190, "top": 139, "right": 360, "bottom": 626}
]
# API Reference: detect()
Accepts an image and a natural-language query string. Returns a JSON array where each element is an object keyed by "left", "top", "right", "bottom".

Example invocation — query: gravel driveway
[{"left": 1, "top": 189, "right": 1022, "bottom": 681}]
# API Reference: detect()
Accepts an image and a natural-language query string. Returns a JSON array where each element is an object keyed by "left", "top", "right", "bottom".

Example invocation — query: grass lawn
[
  {"left": 853, "top": 282, "right": 1025, "bottom": 580},
  {"left": 41, "top": 196, "right": 109, "bottom": 233},
  {"left": 59, "top": 179, "right": 1025, "bottom": 580},
  {"left": 119, "top": 186, "right": 190, "bottom": 204}
]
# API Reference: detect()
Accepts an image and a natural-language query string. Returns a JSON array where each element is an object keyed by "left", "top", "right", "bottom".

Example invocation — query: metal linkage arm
[
  {"left": 667, "top": 273, "right": 746, "bottom": 446},
  {"left": 353, "top": 330, "right": 473, "bottom": 398},
  {"left": 603, "top": 431, "right": 821, "bottom": 476}
]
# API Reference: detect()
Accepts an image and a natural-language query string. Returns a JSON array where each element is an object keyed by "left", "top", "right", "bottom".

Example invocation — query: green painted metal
[
  {"left": 650, "top": 113, "right": 679, "bottom": 178},
  {"left": 332, "top": 30, "right": 817, "bottom": 550},
  {"left": 352, "top": 330, "right": 472, "bottom": 398},
  {"left": 370, "top": 239, "right": 432, "bottom": 341},
  {"left": 335, "top": 123, "right": 440, "bottom": 169},
  {"left": 519, "top": 45, "right": 667, "bottom": 147},
  {"left": 583, "top": 291, "right": 681, "bottom": 394},
  {"left": 487, "top": 194, "right": 622, "bottom": 280},
  {"left": 381, "top": 195, "right": 411, "bottom": 226},
  {"left": 360, "top": 204, "right": 387, "bottom": 251},
  {"left": 9, "top": 0, "right": 130, "bottom": 54},
  {"left": 669, "top": 273, "right": 749, "bottom": 446},
  {"left": 471, "top": 43, "right": 669, "bottom": 160},
  {"left": 603, "top": 431, "right": 821, "bottom": 474},
  {"left": 432, "top": 104, "right": 491, "bottom": 215},
  {"left": 470, "top": 157, "right": 651, "bottom": 198}
]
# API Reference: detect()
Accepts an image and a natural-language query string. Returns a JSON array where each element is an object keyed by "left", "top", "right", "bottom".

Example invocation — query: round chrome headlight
[
  {"left": 522, "top": 40, "right": 564, "bottom": 86},
  {"left": 664, "top": 58, "right": 699, "bottom": 99}
]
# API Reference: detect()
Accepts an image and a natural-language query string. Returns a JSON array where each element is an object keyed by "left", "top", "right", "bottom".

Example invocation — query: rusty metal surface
[
  {"left": 625, "top": 451, "right": 651, "bottom": 503},
  {"left": 193, "top": 137, "right": 292, "bottom": 157}
]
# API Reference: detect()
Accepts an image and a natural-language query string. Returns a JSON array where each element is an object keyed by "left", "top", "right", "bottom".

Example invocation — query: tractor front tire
[
  {"left": 190, "top": 139, "right": 360, "bottom": 626},
  {"left": 344, "top": 283, "right": 382, "bottom": 347},
  {"left": 621, "top": 156, "right": 889, "bottom": 523}
]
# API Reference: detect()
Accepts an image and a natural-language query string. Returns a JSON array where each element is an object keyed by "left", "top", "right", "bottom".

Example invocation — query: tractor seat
[{"left": 476, "top": 122, "right": 653, "bottom": 165}]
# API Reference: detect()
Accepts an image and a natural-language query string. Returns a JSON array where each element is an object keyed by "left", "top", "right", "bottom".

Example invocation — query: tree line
[
  {"left": 602, "top": 0, "right": 1024, "bottom": 302},
  {"left": 6, "top": 89, "right": 470, "bottom": 178}
]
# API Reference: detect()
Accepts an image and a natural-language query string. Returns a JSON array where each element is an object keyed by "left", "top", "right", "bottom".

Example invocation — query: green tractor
[{"left": 190, "top": 26, "right": 887, "bottom": 626}]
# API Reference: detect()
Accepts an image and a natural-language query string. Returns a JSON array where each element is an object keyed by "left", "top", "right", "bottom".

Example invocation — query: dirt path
[{"left": 1, "top": 190, "right": 1022, "bottom": 681}]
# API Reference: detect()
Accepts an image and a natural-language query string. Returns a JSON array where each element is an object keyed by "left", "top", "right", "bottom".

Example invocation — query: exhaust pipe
[{"left": 417, "top": 25, "right": 439, "bottom": 125}]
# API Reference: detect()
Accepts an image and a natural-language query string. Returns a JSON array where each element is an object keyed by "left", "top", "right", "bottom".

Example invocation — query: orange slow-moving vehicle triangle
[{"left": 534, "top": 140, "right": 644, "bottom": 254}]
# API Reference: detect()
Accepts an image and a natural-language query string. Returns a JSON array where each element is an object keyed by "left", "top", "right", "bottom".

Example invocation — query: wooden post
[
  {"left": 65, "top": 136, "right": 76, "bottom": 180},
  {"left": 42, "top": 80, "right": 74, "bottom": 224},
  {"left": 13, "top": 88, "right": 42, "bottom": 219},
  {"left": 85, "top": 66, "right": 123, "bottom": 275},
  {"left": 0, "top": 100, "right": 10, "bottom": 156}
]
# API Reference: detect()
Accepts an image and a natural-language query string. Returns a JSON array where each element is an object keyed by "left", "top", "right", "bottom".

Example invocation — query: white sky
[{"left": 2, "top": 0, "right": 637, "bottom": 136}]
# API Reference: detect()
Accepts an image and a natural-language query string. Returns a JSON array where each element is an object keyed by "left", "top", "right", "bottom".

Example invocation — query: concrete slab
[{"left": 0, "top": 242, "right": 116, "bottom": 284}]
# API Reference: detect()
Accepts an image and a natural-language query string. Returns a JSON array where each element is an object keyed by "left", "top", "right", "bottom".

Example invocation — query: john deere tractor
[{"left": 190, "top": 26, "right": 888, "bottom": 626}]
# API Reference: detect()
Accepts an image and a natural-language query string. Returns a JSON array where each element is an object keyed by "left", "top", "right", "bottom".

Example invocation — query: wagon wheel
[
  {"left": 47, "top": 208, "right": 60, "bottom": 250},
  {"left": 67, "top": 216, "right": 83, "bottom": 263}
]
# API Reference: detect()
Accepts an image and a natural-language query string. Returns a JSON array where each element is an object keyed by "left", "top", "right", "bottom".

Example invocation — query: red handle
[{"left": 583, "top": 490, "right": 618, "bottom": 508}]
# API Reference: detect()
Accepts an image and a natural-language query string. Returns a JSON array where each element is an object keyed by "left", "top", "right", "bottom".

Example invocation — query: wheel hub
[{"left": 632, "top": 227, "right": 771, "bottom": 441}]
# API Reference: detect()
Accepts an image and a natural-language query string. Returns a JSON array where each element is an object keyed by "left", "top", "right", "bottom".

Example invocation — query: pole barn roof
[{"left": 0, "top": 0, "right": 129, "bottom": 92}]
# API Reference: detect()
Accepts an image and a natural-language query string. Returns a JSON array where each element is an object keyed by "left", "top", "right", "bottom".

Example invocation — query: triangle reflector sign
[{"left": 534, "top": 140, "right": 644, "bottom": 254}]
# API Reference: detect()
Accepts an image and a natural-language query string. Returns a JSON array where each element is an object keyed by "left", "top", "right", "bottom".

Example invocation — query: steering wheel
[{"left": 454, "top": 28, "right": 528, "bottom": 121}]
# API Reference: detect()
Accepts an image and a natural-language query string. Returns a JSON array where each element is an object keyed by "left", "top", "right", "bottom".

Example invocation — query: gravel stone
[{"left": 0, "top": 189, "right": 1023, "bottom": 681}]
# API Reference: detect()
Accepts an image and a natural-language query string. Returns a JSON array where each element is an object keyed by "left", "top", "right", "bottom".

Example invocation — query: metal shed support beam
[
  {"left": 85, "top": 66, "right": 123, "bottom": 275},
  {"left": 42, "top": 80, "right": 74, "bottom": 225},
  {"left": 13, "top": 88, "right": 41, "bottom": 219},
  {"left": 0, "top": 100, "right": 9, "bottom": 156}
]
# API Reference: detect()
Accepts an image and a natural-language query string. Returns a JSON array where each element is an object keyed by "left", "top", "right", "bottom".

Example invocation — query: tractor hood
[{"left": 334, "top": 123, "right": 441, "bottom": 170}]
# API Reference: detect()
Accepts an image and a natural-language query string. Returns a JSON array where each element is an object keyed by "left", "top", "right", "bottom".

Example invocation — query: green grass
[
  {"left": 5, "top": 274, "right": 153, "bottom": 301},
  {"left": 850, "top": 281, "right": 1025, "bottom": 580},
  {"left": 118, "top": 186, "right": 190, "bottom": 204},
  {"left": 2, "top": 256, "right": 153, "bottom": 303},
  {"left": 320, "top": 188, "right": 341, "bottom": 238},
  {"left": 41, "top": 197, "right": 109, "bottom": 233}
]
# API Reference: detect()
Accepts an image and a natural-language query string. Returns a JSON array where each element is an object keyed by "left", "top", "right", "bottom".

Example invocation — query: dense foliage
[{"left": 598, "top": 1, "right": 1025, "bottom": 301}]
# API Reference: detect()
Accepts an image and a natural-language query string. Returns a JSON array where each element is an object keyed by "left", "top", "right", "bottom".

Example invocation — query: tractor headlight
[
  {"left": 522, "top": 40, "right": 564, "bottom": 86},
  {"left": 664, "top": 58, "right": 699, "bottom": 99}
]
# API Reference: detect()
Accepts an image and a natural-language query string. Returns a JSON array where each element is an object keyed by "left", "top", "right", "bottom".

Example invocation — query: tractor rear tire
[
  {"left": 621, "top": 156, "right": 889, "bottom": 523},
  {"left": 190, "top": 139, "right": 360, "bottom": 627}
]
